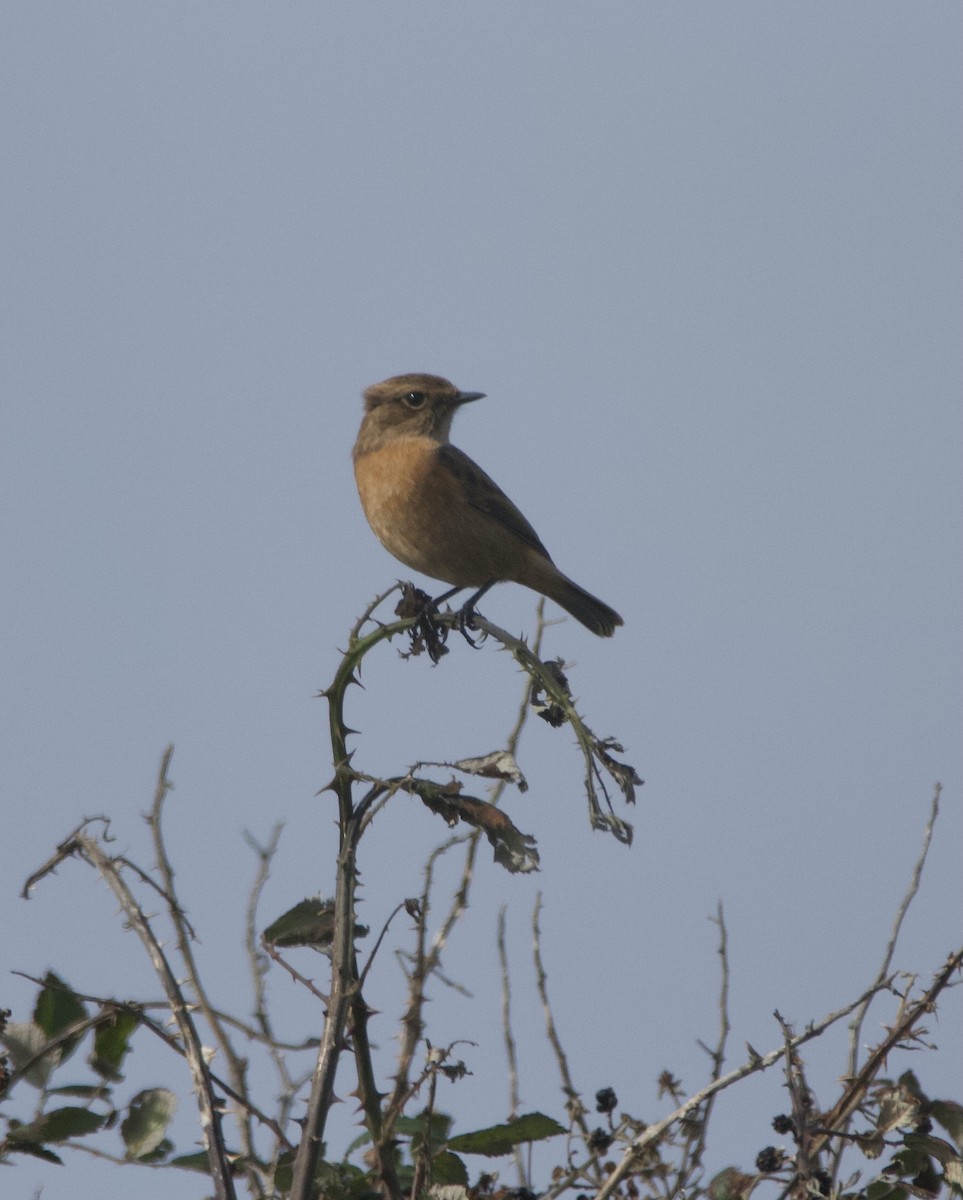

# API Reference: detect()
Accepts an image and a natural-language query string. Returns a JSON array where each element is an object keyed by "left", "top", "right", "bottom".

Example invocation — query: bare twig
[
  {"left": 348, "top": 948, "right": 404, "bottom": 1200},
  {"left": 348, "top": 581, "right": 404, "bottom": 643},
  {"left": 147, "top": 750, "right": 260, "bottom": 1186},
  {"left": 810, "top": 946, "right": 963, "bottom": 1159},
  {"left": 775, "top": 1012, "right": 819, "bottom": 1190},
  {"left": 242, "top": 825, "right": 299, "bottom": 1096},
  {"left": 584, "top": 977, "right": 894, "bottom": 1200},
  {"left": 498, "top": 905, "right": 525, "bottom": 1187},
  {"left": 32, "top": 757, "right": 237, "bottom": 1199},
  {"left": 290, "top": 606, "right": 378, "bottom": 1198},
  {"left": 288, "top": 826, "right": 361, "bottom": 1200},
  {"left": 471, "top": 614, "right": 640, "bottom": 844},
  {"left": 831, "top": 783, "right": 942, "bottom": 1180},
  {"left": 8, "top": 972, "right": 296, "bottom": 1148},
  {"left": 350, "top": 594, "right": 639, "bottom": 844},
  {"left": 688, "top": 901, "right": 732, "bottom": 1180},
  {"left": 533, "top": 892, "right": 602, "bottom": 1186},
  {"left": 383, "top": 833, "right": 478, "bottom": 1132},
  {"left": 291, "top": 605, "right": 408, "bottom": 1200},
  {"left": 383, "top": 602, "right": 548, "bottom": 1137}
]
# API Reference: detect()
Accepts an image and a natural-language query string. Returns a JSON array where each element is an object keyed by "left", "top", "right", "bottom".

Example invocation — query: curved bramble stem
[{"left": 293, "top": 589, "right": 639, "bottom": 1200}]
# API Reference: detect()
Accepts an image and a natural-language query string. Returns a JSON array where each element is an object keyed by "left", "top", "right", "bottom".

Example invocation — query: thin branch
[
  {"left": 383, "top": 833, "right": 478, "bottom": 1132},
  {"left": 349, "top": 594, "right": 639, "bottom": 844},
  {"left": 291, "top": 602, "right": 377, "bottom": 1198},
  {"left": 288, "top": 826, "right": 360, "bottom": 1200},
  {"left": 498, "top": 905, "right": 525, "bottom": 1187},
  {"left": 147, "top": 753, "right": 259, "bottom": 1184},
  {"left": 775, "top": 1012, "right": 819, "bottom": 1189},
  {"left": 832, "top": 783, "right": 942, "bottom": 1178},
  {"left": 358, "top": 900, "right": 411, "bottom": 991},
  {"left": 348, "top": 581, "right": 404, "bottom": 643},
  {"left": 51, "top": 792, "right": 237, "bottom": 1197},
  {"left": 470, "top": 615, "right": 639, "bottom": 844},
  {"left": 242, "top": 822, "right": 304, "bottom": 1161},
  {"left": 689, "top": 901, "right": 732, "bottom": 1178},
  {"left": 585, "top": 974, "right": 902, "bottom": 1200},
  {"left": 262, "top": 942, "right": 330, "bottom": 1003},
  {"left": 810, "top": 945, "right": 963, "bottom": 1159},
  {"left": 348, "top": 949, "right": 404, "bottom": 1200},
  {"left": 383, "top": 602, "right": 547, "bottom": 1136},
  {"left": 533, "top": 892, "right": 600, "bottom": 1184},
  {"left": 8, "top": 970, "right": 306, "bottom": 1132}
]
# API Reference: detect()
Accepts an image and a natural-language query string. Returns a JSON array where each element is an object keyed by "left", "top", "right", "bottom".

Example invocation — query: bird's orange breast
[
  {"left": 353, "top": 436, "right": 538, "bottom": 587},
  {"left": 354, "top": 437, "right": 472, "bottom": 583}
]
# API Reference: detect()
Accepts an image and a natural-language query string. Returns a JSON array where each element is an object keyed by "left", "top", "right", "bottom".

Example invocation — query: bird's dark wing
[{"left": 437, "top": 444, "right": 554, "bottom": 561}]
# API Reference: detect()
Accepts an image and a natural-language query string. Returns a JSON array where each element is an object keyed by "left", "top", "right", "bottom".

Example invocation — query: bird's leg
[
  {"left": 453, "top": 581, "right": 495, "bottom": 647},
  {"left": 423, "top": 584, "right": 468, "bottom": 645},
  {"left": 431, "top": 584, "right": 467, "bottom": 609}
]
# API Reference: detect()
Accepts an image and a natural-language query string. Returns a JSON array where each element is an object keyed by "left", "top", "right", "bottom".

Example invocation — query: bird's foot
[
  {"left": 453, "top": 602, "right": 487, "bottom": 648},
  {"left": 394, "top": 582, "right": 488, "bottom": 659}
]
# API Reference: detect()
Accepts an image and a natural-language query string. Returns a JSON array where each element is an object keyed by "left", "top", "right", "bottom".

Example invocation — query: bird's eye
[{"left": 403, "top": 391, "right": 426, "bottom": 408}]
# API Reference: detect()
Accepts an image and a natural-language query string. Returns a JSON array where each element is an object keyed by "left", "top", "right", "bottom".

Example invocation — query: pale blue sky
[{"left": 2, "top": 5, "right": 960, "bottom": 1198}]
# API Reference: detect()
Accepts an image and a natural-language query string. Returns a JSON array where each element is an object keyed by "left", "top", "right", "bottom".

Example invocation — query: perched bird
[{"left": 352, "top": 373, "right": 623, "bottom": 637}]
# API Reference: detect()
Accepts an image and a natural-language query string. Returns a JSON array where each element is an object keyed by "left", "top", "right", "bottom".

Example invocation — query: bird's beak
[{"left": 454, "top": 391, "right": 485, "bottom": 406}]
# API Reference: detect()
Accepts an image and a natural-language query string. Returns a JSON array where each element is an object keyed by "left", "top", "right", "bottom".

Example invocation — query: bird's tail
[{"left": 544, "top": 573, "right": 623, "bottom": 638}]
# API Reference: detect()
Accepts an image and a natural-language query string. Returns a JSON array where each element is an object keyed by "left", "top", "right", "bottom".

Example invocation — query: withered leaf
[
  {"left": 451, "top": 751, "right": 528, "bottom": 793},
  {"left": 594, "top": 740, "right": 643, "bottom": 805},
  {"left": 412, "top": 782, "right": 539, "bottom": 874}
]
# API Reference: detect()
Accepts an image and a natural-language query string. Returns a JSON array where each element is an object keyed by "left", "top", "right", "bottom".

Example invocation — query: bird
[{"left": 352, "top": 373, "right": 623, "bottom": 637}]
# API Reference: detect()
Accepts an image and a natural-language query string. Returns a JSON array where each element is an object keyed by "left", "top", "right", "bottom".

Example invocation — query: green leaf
[
  {"left": 346, "top": 1111, "right": 454, "bottom": 1160},
  {"left": 263, "top": 897, "right": 368, "bottom": 949},
  {"left": 7, "top": 1105, "right": 105, "bottom": 1144},
  {"left": 312, "top": 1158, "right": 375, "bottom": 1200},
  {"left": 899, "top": 1070, "right": 927, "bottom": 1101},
  {"left": 905, "top": 1133, "right": 963, "bottom": 1170},
  {"left": 169, "top": 1150, "right": 249, "bottom": 1176},
  {"left": 431, "top": 1150, "right": 468, "bottom": 1186},
  {"left": 90, "top": 1009, "right": 140, "bottom": 1081},
  {"left": 121, "top": 1087, "right": 177, "bottom": 1159},
  {"left": 34, "top": 973, "right": 88, "bottom": 1063},
  {"left": 4, "top": 1141, "right": 65, "bottom": 1165},
  {"left": 865, "top": 1180, "right": 906, "bottom": 1200},
  {"left": 708, "top": 1167, "right": 759, "bottom": 1200},
  {"left": 343, "top": 1126, "right": 372, "bottom": 1157},
  {"left": 932, "top": 1100, "right": 963, "bottom": 1152},
  {"left": 47, "top": 1084, "right": 110, "bottom": 1099},
  {"left": 170, "top": 1150, "right": 216, "bottom": 1173},
  {"left": 447, "top": 1112, "right": 564, "bottom": 1156},
  {"left": 910, "top": 1155, "right": 942, "bottom": 1198},
  {"left": 890, "top": 1141, "right": 928, "bottom": 1176},
  {"left": 273, "top": 1150, "right": 295, "bottom": 1192},
  {"left": 876, "top": 1080, "right": 921, "bottom": 1134},
  {"left": 891, "top": 1131, "right": 956, "bottom": 1198},
  {"left": 399, "top": 1109, "right": 453, "bottom": 1152},
  {"left": 138, "top": 1137, "right": 175, "bottom": 1163},
  {"left": 1, "top": 1020, "right": 60, "bottom": 1088}
]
